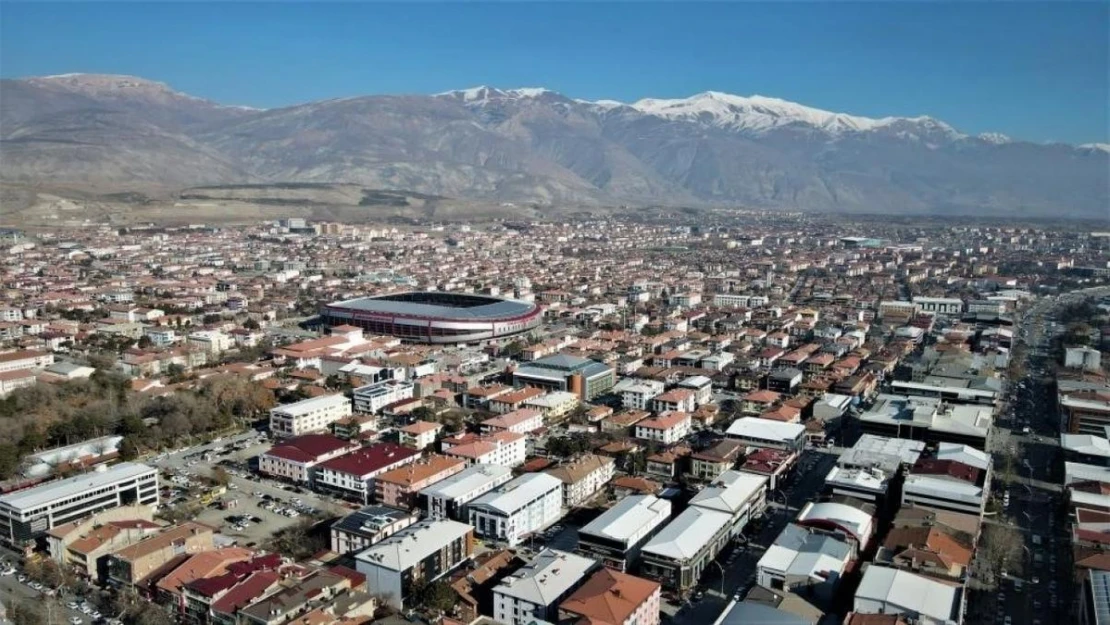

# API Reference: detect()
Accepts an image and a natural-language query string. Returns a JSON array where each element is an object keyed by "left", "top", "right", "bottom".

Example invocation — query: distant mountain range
[{"left": 1, "top": 73, "right": 1107, "bottom": 217}]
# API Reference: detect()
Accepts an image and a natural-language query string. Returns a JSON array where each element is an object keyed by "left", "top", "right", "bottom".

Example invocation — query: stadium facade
[{"left": 322, "top": 292, "right": 543, "bottom": 344}]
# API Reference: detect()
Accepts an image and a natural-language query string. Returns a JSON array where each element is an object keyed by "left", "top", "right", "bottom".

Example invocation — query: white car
[{"left": 69, "top": 618, "right": 82, "bottom": 625}]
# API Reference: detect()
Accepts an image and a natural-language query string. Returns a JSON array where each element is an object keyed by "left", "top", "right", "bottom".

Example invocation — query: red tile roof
[
  {"left": 264, "top": 434, "right": 356, "bottom": 463},
  {"left": 318, "top": 443, "right": 421, "bottom": 477}
]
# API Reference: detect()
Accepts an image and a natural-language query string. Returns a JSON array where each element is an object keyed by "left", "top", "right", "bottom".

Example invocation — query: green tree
[
  {"left": 412, "top": 580, "right": 457, "bottom": 615},
  {"left": 0, "top": 442, "right": 22, "bottom": 479},
  {"left": 409, "top": 406, "right": 437, "bottom": 422}
]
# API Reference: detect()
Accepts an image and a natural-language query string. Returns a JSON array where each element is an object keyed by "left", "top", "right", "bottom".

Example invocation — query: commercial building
[
  {"left": 902, "top": 458, "right": 989, "bottom": 515},
  {"left": 0, "top": 463, "right": 159, "bottom": 545},
  {"left": 912, "top": 297, "right": 965, "bottom": 315},
  {"left": 468, "top": 473, "right": 563, "bottom": 546},
  {"left": 853, "top": 565, "right": 964, "bottom": 625},
  {"left": 756, "top": 523, "right": 852, "bottom": 603},
  {"left": 794, "top": 501, "right": 874, "bottom": 555},
  {"left": 353, "top": 379, "right": 415, "bottom": 415},
  {"left": 268, "top": 394, "right": 352, "bottom": 438},
  {"left": 688, "top": 470, "right": 768, "bottom": 537},
  {"left": 373, "top": 454, "right": 467, "bottom": 509},
  {"left": 512, "top": 353, "right": 616, "bottom": 401},
  {"left": 258, "top": 434, "right": 360, "bottom": 484},
  {"left": 640, "top": 506, "right": 733, "bottom": 593},
  {"left": 1060, "top": 386, "right": 1110, "bottom": 436},
  {"left": 558, "top": 568, "right": 662, "bottom": 625},
  {"left": 577, "top": 495, "right": 672, "bottom": 572},
  {"left": 689, "top": 439, "right": 746, "bottom": 483},
  {"left": 1066, "top": 347, "right": 1103, "bottom": 372},
  {"left": 493, "top": 548, "right": 597, "bottom": 625},
  {"left": 330, "top": 505, "right": 419, "bottom": 554},
  {"left": 859, "top": 394, "right": 993, "bottom": 450},
  {"left": 354, "top": 519, "right": 474, "bottom": 609},
  {"left": 545, "top": 454, "right": 616, "bottom": 508},
  {"left": 725, "top": 417, "right": 806, "bottom": 453},
  {"left": 315, "top": 443, "right": 423, "bottom": 503},
  {"left": 420, "top": 463, "right": 514, "bottom": 521}
]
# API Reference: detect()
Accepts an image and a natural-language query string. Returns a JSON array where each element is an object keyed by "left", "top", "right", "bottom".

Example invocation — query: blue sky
[{"left": 2, "top": 2, "right": 1107, "bottom": 144}]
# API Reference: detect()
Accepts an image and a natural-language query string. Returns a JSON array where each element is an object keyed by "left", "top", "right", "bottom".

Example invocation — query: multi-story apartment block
[
  {"left": 481, "top": 408, "right": 544, "bottom": 435},
  {"left": 330, "top": 505, "right": 419, "bottom": 554},
  {"left": 354, "top": 519, "right": 474, "bottom": 610},
  {"left": 577, "top": 495, "right": 672, "bottom": 572},
  {"left": 373, "top": 454, "right": 467, "bottom": 509},
  {"left": 442, "top": 431, "right": 527, "bottom": 468},
  {"left": 493, "top": 549, "right": 597, "bottom": 625},
  {"left": 353, "top": 379, "right": 415, "bottom": 414},
  {"left": 315, "top": 443, "right": 423, "bottom": 504},
  {"left": 398, "top": 421, "right": 442, "bottom": 450},
  {"left": 468, "top": 473, "right": 563, "bottom": 546},
  {"left": 269, "top": 394, "right": 353, "bottom": 438},
  {"left": 634, "top": 411, "right": 693, "bottom": 445},
  {"left": 420, "top": 464, "right": 514, "bottom": 521},
  {"left": 545, "top": 454, "right": 615, "bottom": 508},
  {"left": 559, "top": 568, "right": 662, "bottom": 625},
  {"left": 258, "top": 434, "right": 360, "bottom": 484}
]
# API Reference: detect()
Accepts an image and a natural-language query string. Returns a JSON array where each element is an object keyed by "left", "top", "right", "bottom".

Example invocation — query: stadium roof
[{"left": 329, "top": 292, "right": 535, "bottom": 320}]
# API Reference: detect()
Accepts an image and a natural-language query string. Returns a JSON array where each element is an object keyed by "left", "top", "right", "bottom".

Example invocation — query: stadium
[{"left": 321, "top": 292, "right": 544, "bottom": 344}]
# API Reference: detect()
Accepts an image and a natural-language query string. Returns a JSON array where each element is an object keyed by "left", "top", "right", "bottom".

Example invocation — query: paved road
[{"left": 668, "top": 450, "right": 840, "bottom": 625}]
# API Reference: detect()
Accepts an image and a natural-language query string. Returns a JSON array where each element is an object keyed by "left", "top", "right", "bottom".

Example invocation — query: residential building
[
  {"left": 373, "top": 454, "right": 467, "bottom": 509},
  {"left": 489, "top": 387, "right": 547, "bottom": 415},
  {"left": 354, "top": 519, "right": 474, "bottom": 610},
  {"left": 493, "top": 548, "right": 597, "bottom": 625},
  {"left": 545, "top": 454, "right": 616, "bottom": 508},
  {"left": 740, "top": 448, "right": 797, "bottom": 490},
  {"left": 0, "top": 349, "right": 54, "bottom": 373},
  {"left": 678, "top": 376, "right": 713, "bottom": 407},
  {"left": 1067, "top": 347, "right": 1103, "bottom": 372},
  {"left": 315, "top": 443, "right": 423, "bottom": 503},
  {"left": 106, "top": 522, "right": 215, "bottom": 586},
  {"left": 187, "top": 331, "right": 233, "bottom": 355},
  {"left": 640, "top": 506, "right": 732, "bottom": 593},
  {"left": 45, "top": 505, "right": 159, "bottom": 579},
  {"left": 876, "top": 525, "right": 973, "bottom": 582},
  {"left": 442, "top": 431, "right": 527, "bottom": 468},
  {"left": 0, "top": 463, "right": 158, "bottom": 545},
  {"left": 524, "top": 391, "right": 580, "bottom": 423},
  {"left": 481, "top": 408, "right": 544, "bottom": 435},
  {"left": 468, "top": 473, "right": 563, "bottom": 546},
  {"left": 634, "top": 411, "right": 693, "bottom": 445},
  {"left": 0, "top": 370, "right": 36, "bottom": 397},
  {"left": 558, "top": 568, "right": 662, "bottom": 625},
  {"left": 420, "top": 464, "right": 514, "bottom": 521},
  {"left": 258, "top": 434, "right": 360, "bottom": 484},
  {"left": 398, "top": 421, "right": 442, "bottom": 450},
  {"left": 651, "top": 389, "right": 696, "bottom": 414},
  {"left": 330, "top": 505, "right": 419, "bottom": 554},
  {"left": 616, "top": 379, "right": 666, "bottom": 411},
  {"left": 689, "top": 440, "right": 745, "bottom": 482},
  {"left": 512, "top": 353, "right": 616, "bottom": 401},
  {"left": 577, "top": 495, "right": 672, "bottom": 572},
  {"left": 269, "top": 394, "right": 353, "bottom": 438},
  {"left": 353, "top": 379, "right": 415, "bottom": 414}
]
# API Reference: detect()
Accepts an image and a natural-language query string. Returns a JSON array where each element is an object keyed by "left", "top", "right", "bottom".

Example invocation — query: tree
[
  {"left": 243, "top": 317, "right": 261, "bottom": 330},
  {"left": 137, "top": 335, "right": 153, "bottom": 349},
  {"left": 409, "top": 406, "right": 437, "bottom": 422},
  {"left": 9, "top": 601, "right": 44, "bottom": 625},
  {"left": 211, "top": 466, "right": 231, "bottom": 487},
  {"left": 502, "top": 340, "right": 525, "bottom": 358},
  {"left": 412, "top": 580, "right": 457, "bottom": 615},
  {"left": 264, "top": 518, "right": 329, "bottom": 561},
  {"left": 0, "top": 442, "right": 22, "bottom": 479}
]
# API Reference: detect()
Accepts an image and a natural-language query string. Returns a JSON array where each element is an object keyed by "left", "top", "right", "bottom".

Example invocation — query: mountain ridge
[{"left": 1, "top": 73, "right": 1107, "bottom": 217}]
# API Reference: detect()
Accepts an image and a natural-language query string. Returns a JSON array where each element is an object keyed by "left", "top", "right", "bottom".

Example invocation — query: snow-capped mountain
[{"left": 2, "top": 75, "right": 1107, "bottom": 217}]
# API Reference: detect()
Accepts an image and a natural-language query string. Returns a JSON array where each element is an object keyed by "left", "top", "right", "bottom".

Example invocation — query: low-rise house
[{"left": 105, "top": 522, "right": 215, "bottom": 586}]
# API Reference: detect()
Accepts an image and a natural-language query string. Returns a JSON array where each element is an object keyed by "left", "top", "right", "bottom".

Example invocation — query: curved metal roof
[{"left": 329, "top": 291, "right": 538, "bottom": 321}]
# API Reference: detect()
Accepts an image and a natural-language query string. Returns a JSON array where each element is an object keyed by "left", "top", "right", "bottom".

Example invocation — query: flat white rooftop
[
  {"left": 726, "top": 417, "right": 805, "bottom": 442},
  {"left": 643, "top": 506, "right": 732, "bottom": 561},
  {"left": 470, "top": 472, "right": 562, "bottom": 515},
  {"left": 355, "top": 518, "right": 472, "bottom": 572},
  {"left": 419, "top": 463, "right": 512, "bottom": 501},
  {"left": 579, "top": 495, "right": 672, "bottom": 546},
  {"left": 0, "top": 463, "right": 155, "bottom": 511}
]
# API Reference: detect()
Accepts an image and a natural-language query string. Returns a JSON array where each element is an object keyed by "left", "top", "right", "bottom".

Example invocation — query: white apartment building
[
  {"left": 186, "top": 330, "right": 233, "bottom": 355},
  {"left": 481, "top": 408, "right": 544, "bottom": 435},
  {"left": 269, "top": 394, "right": 353, "bottom": 438},
  {"left": 0, "top": 370, "right": 36, "bottom": 398},
  {"left": 421, "top": 464, "right": 514, "bottom": 520},
  {"left": 398, "top": 421, "right": 441, "bottom": 450},
  {"left": 545, "top": 454, "right": 616, "bottom": 508},
  {"left": 442, "top": 431, "right": 527, "bottom": 468},
  {"left": 912, "top": 296, "right": 964, "bottom": 315},
  {"left": 713, "top": 293, "right": 751, "bottom": 308},
  {"left": 634, "top": 411, "right": 693, "bottom": 446},
  {"left": 144, "top": 327, "right": 176, "bottom": 347},
  {"left": 0, "top": 463, "right": 158, "bottom": 545},
  {"left": 0, "top": 350, "right": 54, "bottom": 374},
  {"left": 678, "top": 376, "right": 714, "bottom": 407},
  {"left": 650, "top": 389, "right": 697, "bottom": 414},
  {"left": 523, "top": 391, "right": 580, "bottom": 423},
  {"left": 614, "top": 378, "right": 666, "bottom": 411},
  {"left": 468, "top": 473, "right": 564, "bottom": 546},
  {"left": 493, "top": 549, "right": 597, "bottom": 625},
  {"left": 353, "top": 379, "right": 415, "bottom": 414}
]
